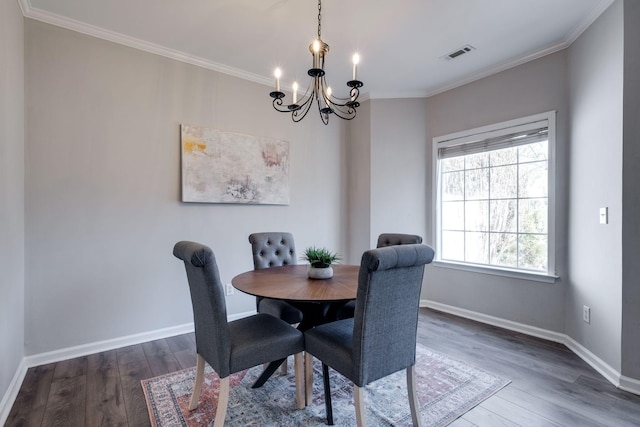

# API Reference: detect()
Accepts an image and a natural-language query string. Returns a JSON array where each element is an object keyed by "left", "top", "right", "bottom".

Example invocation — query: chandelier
[{"left": 269, "top": 0, "right": 363, "bottom": 125}]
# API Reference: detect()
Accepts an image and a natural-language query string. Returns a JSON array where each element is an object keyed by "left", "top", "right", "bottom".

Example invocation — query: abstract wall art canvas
[{"left": 180, "top": 125, "right": 290, "bottom": 204}]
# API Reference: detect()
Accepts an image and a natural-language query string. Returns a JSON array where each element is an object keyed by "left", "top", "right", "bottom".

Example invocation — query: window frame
[{"left": 432, "top": 111, "right": 558, "bottom": 283}]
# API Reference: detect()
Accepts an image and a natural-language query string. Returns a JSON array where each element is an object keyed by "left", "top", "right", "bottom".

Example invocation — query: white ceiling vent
[{"left": 442, "top": 44, "right": 476, "bottom": 61}]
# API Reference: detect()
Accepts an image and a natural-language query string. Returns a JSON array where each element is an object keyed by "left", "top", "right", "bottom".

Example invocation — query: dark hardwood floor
[{"left": 6, "top": 308, "right": 640, "bottom": 426}]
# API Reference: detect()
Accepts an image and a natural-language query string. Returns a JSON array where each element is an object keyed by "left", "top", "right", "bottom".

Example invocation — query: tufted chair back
[
  {"left": 334, "top": 233, "right": 425, "bottom": 322},
  {"left": 248, "top": 232, "right": 303, "bottom": 325},
  {"left": 377, "top": 233, "right": 423, "bottom": 248},
  {"left": 249, "top": 232, "right": 297, "bottom": 269}
]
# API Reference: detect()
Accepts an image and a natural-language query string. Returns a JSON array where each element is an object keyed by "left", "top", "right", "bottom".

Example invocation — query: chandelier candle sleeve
[
  {"left": 293, "top": 81, "right": 299, "bottom": 104},
  {"left": 274, "top": 68, "right": 281, "bottom": 92},
  {"left": 352, "top": 53, "right": 359, "bottom": 81}
]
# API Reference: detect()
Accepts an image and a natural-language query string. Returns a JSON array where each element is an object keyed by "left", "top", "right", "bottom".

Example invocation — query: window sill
[{"left": 432, "top": 260, "right": 559, "bottom": 284}]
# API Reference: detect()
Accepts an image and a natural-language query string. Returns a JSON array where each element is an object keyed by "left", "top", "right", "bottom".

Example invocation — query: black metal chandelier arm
[
  {"left": 270, "top": 93, "right": 290, "bottom": 113},
  {"left": 316, "top": 97, "right": 331, "bottom": 125},
  {"left": 325, "top": 92, "right": 358, "bottom": 104},
  {"left": 317, "top": 99, "right": 356, "bottom": 121},
  {"left": 318, "top": 76, "right": 360, "bottom": 105},
  {"left": 327, "top": 103, "right": 357, "bottom": 121},
  {"left": 322, "top": 90, "right": 360, "bottom": 108},
  {"left": 292, "top": 95, "right": 315, "bottom": 122}
]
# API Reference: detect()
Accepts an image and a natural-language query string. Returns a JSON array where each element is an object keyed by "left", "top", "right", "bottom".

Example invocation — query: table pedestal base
[{"left": 251, "top": 301, "right": 342, "bottom": 389}]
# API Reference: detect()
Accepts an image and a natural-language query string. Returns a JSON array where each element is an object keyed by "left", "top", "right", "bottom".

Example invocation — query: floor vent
[{"left": 443, "top": 44, "right": 476, "bottom": 60}]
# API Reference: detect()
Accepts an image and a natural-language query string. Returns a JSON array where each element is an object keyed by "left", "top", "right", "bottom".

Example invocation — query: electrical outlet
[
  {"left": 583, "top": 305, "right": 590, "bottom": 323},
  {"left": 225, "top": 283, "right": 234, "bottom": 296}
]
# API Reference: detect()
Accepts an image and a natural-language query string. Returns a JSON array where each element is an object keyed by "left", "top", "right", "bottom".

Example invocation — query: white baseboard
[
  {"left": 24, "top": 310, "right": 254, "bottom": 368},
  {"left": 24, "top": 322, "right": 195, "bottom": 368},
  {"left": 619, "top": 373, "right": 640, "bottom": 395},
  {"left": 421, "top": 299, "right": 640, "bottom": 396},
  {"left": 0, "top": 358, "right": 28, "bottom": 426},
  {"left": 0, "top": 310, "right": 256, "bottom": 425},
  {"left": 563, "top": 335, "right": 622, "bottom": 389},
  {"left": 421, "top": 300, "right": 566, "bottom": 343}
]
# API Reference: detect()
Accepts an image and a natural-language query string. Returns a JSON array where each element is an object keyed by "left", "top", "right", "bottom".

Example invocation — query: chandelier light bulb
[
  {"left": 326, "top": 87, "right": 332, "bottom": 98},
  {"left": 274, "top": 68, "right": 282, "bottom": 92},
  {"left": 352, "top": 53, "right": 360, "bottom": 81}
]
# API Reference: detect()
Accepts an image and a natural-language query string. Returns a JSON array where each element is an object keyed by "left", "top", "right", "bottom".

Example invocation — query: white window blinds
[{"left": 437, "top": 120, "right": 549, "bottom": 159}]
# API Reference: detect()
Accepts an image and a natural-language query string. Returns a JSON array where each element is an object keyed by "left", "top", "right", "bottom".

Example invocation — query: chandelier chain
[{"left": 317, "top": 0, "right": 322, "bottom": 38}]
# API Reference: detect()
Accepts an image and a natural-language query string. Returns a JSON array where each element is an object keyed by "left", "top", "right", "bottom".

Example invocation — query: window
[{"left": 433, "top": 111, "right": 556, "bottom": 281}]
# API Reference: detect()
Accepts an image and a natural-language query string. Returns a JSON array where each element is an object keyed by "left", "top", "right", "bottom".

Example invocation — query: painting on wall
[{"left": 180, "top": 125, "right": 290, "bottom": 205}]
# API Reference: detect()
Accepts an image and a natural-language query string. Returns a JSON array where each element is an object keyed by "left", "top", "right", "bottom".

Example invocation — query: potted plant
[{"left": 301, "top": 246, "right": 341, "bottom": 279}]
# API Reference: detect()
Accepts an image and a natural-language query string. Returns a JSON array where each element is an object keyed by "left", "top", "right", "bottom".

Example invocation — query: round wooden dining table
[
  {"left": 231, "top": 264, "right": 359, "bottom": 302},
  {"left": 232, "top": 264, "right": 359, "bottom": 389}
]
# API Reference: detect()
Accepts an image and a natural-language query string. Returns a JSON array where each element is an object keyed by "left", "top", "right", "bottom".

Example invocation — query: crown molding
[
  {"left": 362, "top": 0, "right": 615, "bottom": 100},
  {"left": 369, "top": 40, "right": 568, "bottom": 100},
  {"left": 424, "top": 41, "right": 570, "bottom": 98},
  {"left": 565, "top": 0, "right": 615, "bottom": 44},
  {"left": 359, "top": 36, "right": 574, "bottom": 100},
  {"left": 17, "top": 0, "right": 616, "bottom": 101},
  {"left": 17, "top": 0, "right": 28, "bottom": 15},
  {"left": 18, "top": 0, "right": 273, "bottom": 88},
  {"left": 368, "top": 90, "right": 431, "bottom": 100}
]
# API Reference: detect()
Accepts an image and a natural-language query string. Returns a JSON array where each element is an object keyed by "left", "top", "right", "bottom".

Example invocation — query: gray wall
[
  {"left": 370, "top": 99, "right": 429, "bottom": 247},
  {"left": 567, "top": 0, "right": 623, "bottom": 371},
  {"left": 345, "top": 98, "right": 429, "bottom": 262},
  {"left": 0, "top": 0, "right": 26, "bottom": 406},
  {"left": 621, "top": 0, "right": 640, "bottom": 379},
  {"left": 24, "top": 20, "right": 348, "bottom": 355},
  {"left": 346, "top": 101, "right": 371, "bottom": 263},
  {"left": 423, "top": 51, "right": 570, "bottom": 332}
]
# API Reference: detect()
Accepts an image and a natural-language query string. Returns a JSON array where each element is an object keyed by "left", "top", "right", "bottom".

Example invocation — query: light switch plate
[
  {"left": 599, "top": 207, "right": 608, "bottom": 224},
  {"left": 583, "top": 305, "right": 591, "bottom": 323}
]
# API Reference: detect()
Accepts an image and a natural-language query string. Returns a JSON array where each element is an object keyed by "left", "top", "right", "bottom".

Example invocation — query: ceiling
[{"left": 20, "top": 0, "right": 614, "bottom": 99}]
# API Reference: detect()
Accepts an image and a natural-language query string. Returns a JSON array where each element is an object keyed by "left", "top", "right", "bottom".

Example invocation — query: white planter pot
[{"left": 308, "top": 265, "right": 333, "bottom": 279}]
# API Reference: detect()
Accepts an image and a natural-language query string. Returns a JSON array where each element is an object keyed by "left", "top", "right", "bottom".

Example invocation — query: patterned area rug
[{"left": 142, "top": 344, "right": 509, "bottom": 426}]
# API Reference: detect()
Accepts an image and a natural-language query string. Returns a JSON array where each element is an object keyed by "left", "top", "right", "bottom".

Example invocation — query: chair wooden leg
[
  {"left": 213, "top": 376, "right": 230, "bottom": 427},
  {"left": 322, "top": 363, "right": 334, "bottom": 425},
  {"left": 294, "top": 352, "right": 305, "bottom": 409},
  {"left": 305, "top": 352, "right": 314, "bottom": 405},
  {"left": 281, "top": 356, "right": 288, "bottom": 375},
  {"left": 354, "top": 385, "right": 366, "bottom": 427},
  {"left": 406, "top": 365, "right": 423, "bottom": 427},
  {"left": 189, "top": 353, "right": 206, "bottom": 410}
]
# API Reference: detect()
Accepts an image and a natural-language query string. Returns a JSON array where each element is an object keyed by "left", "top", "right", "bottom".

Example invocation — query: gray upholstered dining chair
[
  {"left": 173, "top": 241, "right": 305, "bottom": 427},
  {"left": 305, "top": 243, "right": 434, "bottom": 426},
  {"left": 249, "top": 232, "right": 305, "bottom": 376},
  {"left": 335, "top": 233, "right": 423, "bottom": 320},
  {"left": 248, "top": 232, "right": 304, "bottom": 325}
]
